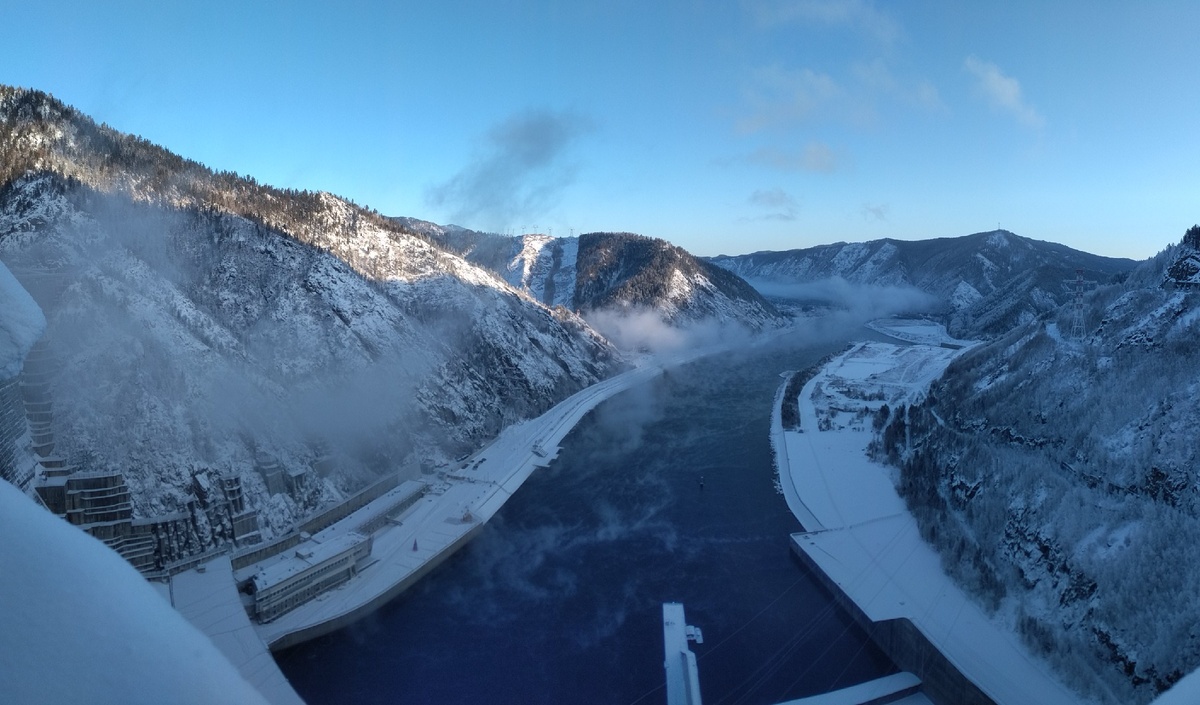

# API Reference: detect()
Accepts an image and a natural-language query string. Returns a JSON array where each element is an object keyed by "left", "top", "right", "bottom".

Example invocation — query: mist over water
[
  {"left": 749, "top": 277, "right": 939, "bottom": 320},
  {"left": 275, "top": 329, "right": 895, "bottom": 705}
]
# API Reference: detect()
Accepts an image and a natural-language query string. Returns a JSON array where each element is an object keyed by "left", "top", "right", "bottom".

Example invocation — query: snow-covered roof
[
  {"left": 251, "top": 532, "right": 368, "bottom": 591},
  {"left": 0, "top": 259, "right": 45, "bottom": 379},
  {"left": 171, "top": 557, "right": 305, "bottom": 705}
]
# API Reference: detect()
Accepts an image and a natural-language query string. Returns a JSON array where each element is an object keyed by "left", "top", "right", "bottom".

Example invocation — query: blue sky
[{"left": 4, "top": 1, "right": 1198, "bottom": 259}]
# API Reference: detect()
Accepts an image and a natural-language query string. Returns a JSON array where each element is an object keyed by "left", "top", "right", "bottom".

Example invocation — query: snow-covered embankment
[{"left": 773, "top": 321, "right": 1087, "bottom": 705}]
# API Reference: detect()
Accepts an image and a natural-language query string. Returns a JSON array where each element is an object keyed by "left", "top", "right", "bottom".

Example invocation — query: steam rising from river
[
  {"left": 750, "top": 276, "right": 939, "bottom": 319},
  {"left": 584, "top": 308, "right": 755, "bottom": 355}
]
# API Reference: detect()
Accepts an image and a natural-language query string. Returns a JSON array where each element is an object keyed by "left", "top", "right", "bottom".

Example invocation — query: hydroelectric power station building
[{"left": 248, "top": 532, "right": 373, "bottom": 623}]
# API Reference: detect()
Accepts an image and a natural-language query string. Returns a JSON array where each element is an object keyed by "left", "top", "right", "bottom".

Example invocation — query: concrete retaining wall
[
  {"left": 790, "top": 535, "right": 996, "bottom": 705},
  {"left": 233, "top": 472, "right": 404, "bottom": 570},
  {"left": 266, "top": 521, "right": 486, "bottom": 651}
]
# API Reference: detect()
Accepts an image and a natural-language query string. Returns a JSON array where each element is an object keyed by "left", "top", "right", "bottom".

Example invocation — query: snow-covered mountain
[
  {"left": 874, "top": 227, "right": 1200, "bottom": 703},
  {"left": 398, "top": 219, "right": 784, "bottom": 330},
  {"left": 710, "top": 230, "right": 1137, "bottom": 337},
  {"left": 0, "top": 86, "right": 618, "bottom": 537}
]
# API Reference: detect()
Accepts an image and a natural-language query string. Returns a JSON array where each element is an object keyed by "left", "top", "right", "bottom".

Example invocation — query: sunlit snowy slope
[
  {"left": 0, "top": 86, "right": 618, "bottom": 535},
  {"left": 398, "top": 218, "right": 784, "bottom": 329}
]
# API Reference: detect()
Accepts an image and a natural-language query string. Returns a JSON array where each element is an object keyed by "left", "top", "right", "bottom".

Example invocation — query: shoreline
[
  {"left": 252, "top": 360, "right": 668, "bottom": 650},
  {"left": 772, "top": 321, "right": 1085, "bottom": 705},
  {"left": 245, "top": 327, "right": 776, "bottom": 651}
]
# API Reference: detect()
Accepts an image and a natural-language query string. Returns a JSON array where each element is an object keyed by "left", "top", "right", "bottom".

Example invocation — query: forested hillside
[
  {"left": 874, "top": 227, "right": 1200, "bottom": 703},
  {"left": 573, "top": 231, "right": 780, "bottom": 323},
  {"left": 402, "top": 218, "right": 784, "bottom": 332},
  {"left": 0, "top": 86, "right": 617, "bottom": 536}
]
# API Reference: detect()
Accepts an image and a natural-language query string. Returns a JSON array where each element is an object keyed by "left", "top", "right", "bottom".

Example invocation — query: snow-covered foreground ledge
[
  {"left": 773, "top": 326, "right": 1089, "bottom": 705},
  {"left": 0, "top": 481, "right": 273, "bottom": 705}
]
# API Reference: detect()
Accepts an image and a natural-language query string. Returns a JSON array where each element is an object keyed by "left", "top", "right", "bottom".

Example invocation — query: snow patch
[
  {"left": 951, "top": 279, "right": 984, "bottom": 310},
  {"left": 0, "top": 259, "right": 45, "bottom": 378},
  {"left": 508, "top": 234, "right": 554, "bottom": 291},
  {"left": 987, "top": 231, "right": 1011, "bottom": 249}
]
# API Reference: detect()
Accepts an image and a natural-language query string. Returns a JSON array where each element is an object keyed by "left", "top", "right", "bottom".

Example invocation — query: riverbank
[
  {"left": 252, "top": 358, "right": 670, "bottom": 649},
  {"left": 274, "top": 323, "right": 895, "bottom": 705},
  {"left": 773, "top": 320, "right": 1087, "bottom": 705},
  {"left": 241, "top": 329, "right": 762, "bottom": 651},
  {"left": 153, "top": 341, "right": 690, "bottom": 704}
]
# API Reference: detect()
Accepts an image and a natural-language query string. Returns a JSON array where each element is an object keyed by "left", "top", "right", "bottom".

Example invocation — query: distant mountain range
[
  {"left": 0, "top": 83, "right": 1163, "bottom": 565},
  {"left": 710, "top": 231, "right": 1138, "bottom": 337},
  {"left": 7, "top": 83, "right": 1196, "bottom": 702}
]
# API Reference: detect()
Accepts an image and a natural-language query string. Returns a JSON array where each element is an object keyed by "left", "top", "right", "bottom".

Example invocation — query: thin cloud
[
  {"left": 913, "top": 80, "right": 944, "bottom": 112},
  {"left": 743, "top": 142, "right": 840, "bottom": 173},
  {"left": 861, "top": 202, "right": 889, "bottom": 221},
  {"left": 852, "top": 59, "right": 946, "bottom": 113},
  {"left": 749, "top": 277, "right": 938, "bottom": 318},
  {"left": 963, "top": 56, "right": 1044, "bottom": 128},
  {"left": 750, "top": 0, "right": 901, "bottom": 45},
  {"left": 745, "top": 187, "right": 799, "bottom": 221},
  {"left": 427, "top": 109, "right": 594, "bottom": 228},
  {"left": 738, "top": 65, "right": 846, "bottom": 132},
  {"left": 737, "top": 60, "right": 941, "bottom": 134}
]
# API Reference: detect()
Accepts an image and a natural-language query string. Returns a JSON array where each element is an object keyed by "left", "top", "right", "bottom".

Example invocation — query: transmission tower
[{"left": 1062, "top": 269, "right": 1097, "bottom": 340}]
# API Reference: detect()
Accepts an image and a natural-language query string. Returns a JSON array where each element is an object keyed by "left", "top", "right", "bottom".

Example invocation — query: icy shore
[{"left": 773, "top": 320, "right": 1088, "bottom": 705}]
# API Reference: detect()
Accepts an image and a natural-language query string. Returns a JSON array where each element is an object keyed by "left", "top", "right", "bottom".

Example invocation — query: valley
[
  {"left": 1, "top": 79, "right": 1198, "bottom": 705},
  {"left": 274, "top": 325, "right": 894, "bottom": 705}
]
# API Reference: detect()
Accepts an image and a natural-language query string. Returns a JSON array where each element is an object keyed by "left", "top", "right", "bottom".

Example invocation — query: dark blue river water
[{"left": 275, "top": 328, "right": 895, "bottom": 705}]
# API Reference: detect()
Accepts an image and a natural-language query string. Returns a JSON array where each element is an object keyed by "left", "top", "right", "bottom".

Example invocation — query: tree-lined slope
[
  {"left": 0, "top": 86, "right": 616, "bottom": 535},
  {"left": 400, "top": 218, "right": 783, "bottom": 329},
  {"left": 875, "top": 229, "right": 1200, "bottom": 703}
]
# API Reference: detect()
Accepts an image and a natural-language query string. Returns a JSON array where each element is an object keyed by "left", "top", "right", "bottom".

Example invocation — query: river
[{"left": 275, "top": 326, "right": 895, "bottom": 705}]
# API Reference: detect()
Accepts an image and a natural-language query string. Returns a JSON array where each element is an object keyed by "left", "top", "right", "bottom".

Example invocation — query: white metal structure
[{"left": 662, "top": 602, "right": 703, "bottom": 705}]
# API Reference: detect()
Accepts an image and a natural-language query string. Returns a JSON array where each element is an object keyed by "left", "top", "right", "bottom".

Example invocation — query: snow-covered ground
[
  {"left": 171, "top": 555, "right": 304, "bottom": 705},
  {"left": 865, "top": 317, "right": 972, "bottom": 348},
  {"left": 773, "top": 326, "right": 1090, "bottom": 705},
  {"left": 0, "top": 259, "right": 44, "bottom": 378},
  {"left": 251, "top": 360, "right": 663, "bottom": 647},
  {"left": 0, "top": 480, "right": 271, "bottom": 705},
  {"left": 777, "top": 672, "right": 929, "bottom": 705},
  {"left": 1153, "top": 670, "right": 1200, "bottom": 705}
]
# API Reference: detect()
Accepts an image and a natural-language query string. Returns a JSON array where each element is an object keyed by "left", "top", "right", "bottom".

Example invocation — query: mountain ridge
[
  {"left": 0, "top": 87, "right": 621, "bottom": 543},
  {"left": 710, "top": 229, "right": 1138, "bottom": 337},
  {"left": 874, "top": 230, "right": 1200, "bottom": 702},
  {"left": 396, "top": 217, "right": 784, "bottom": 331}
]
